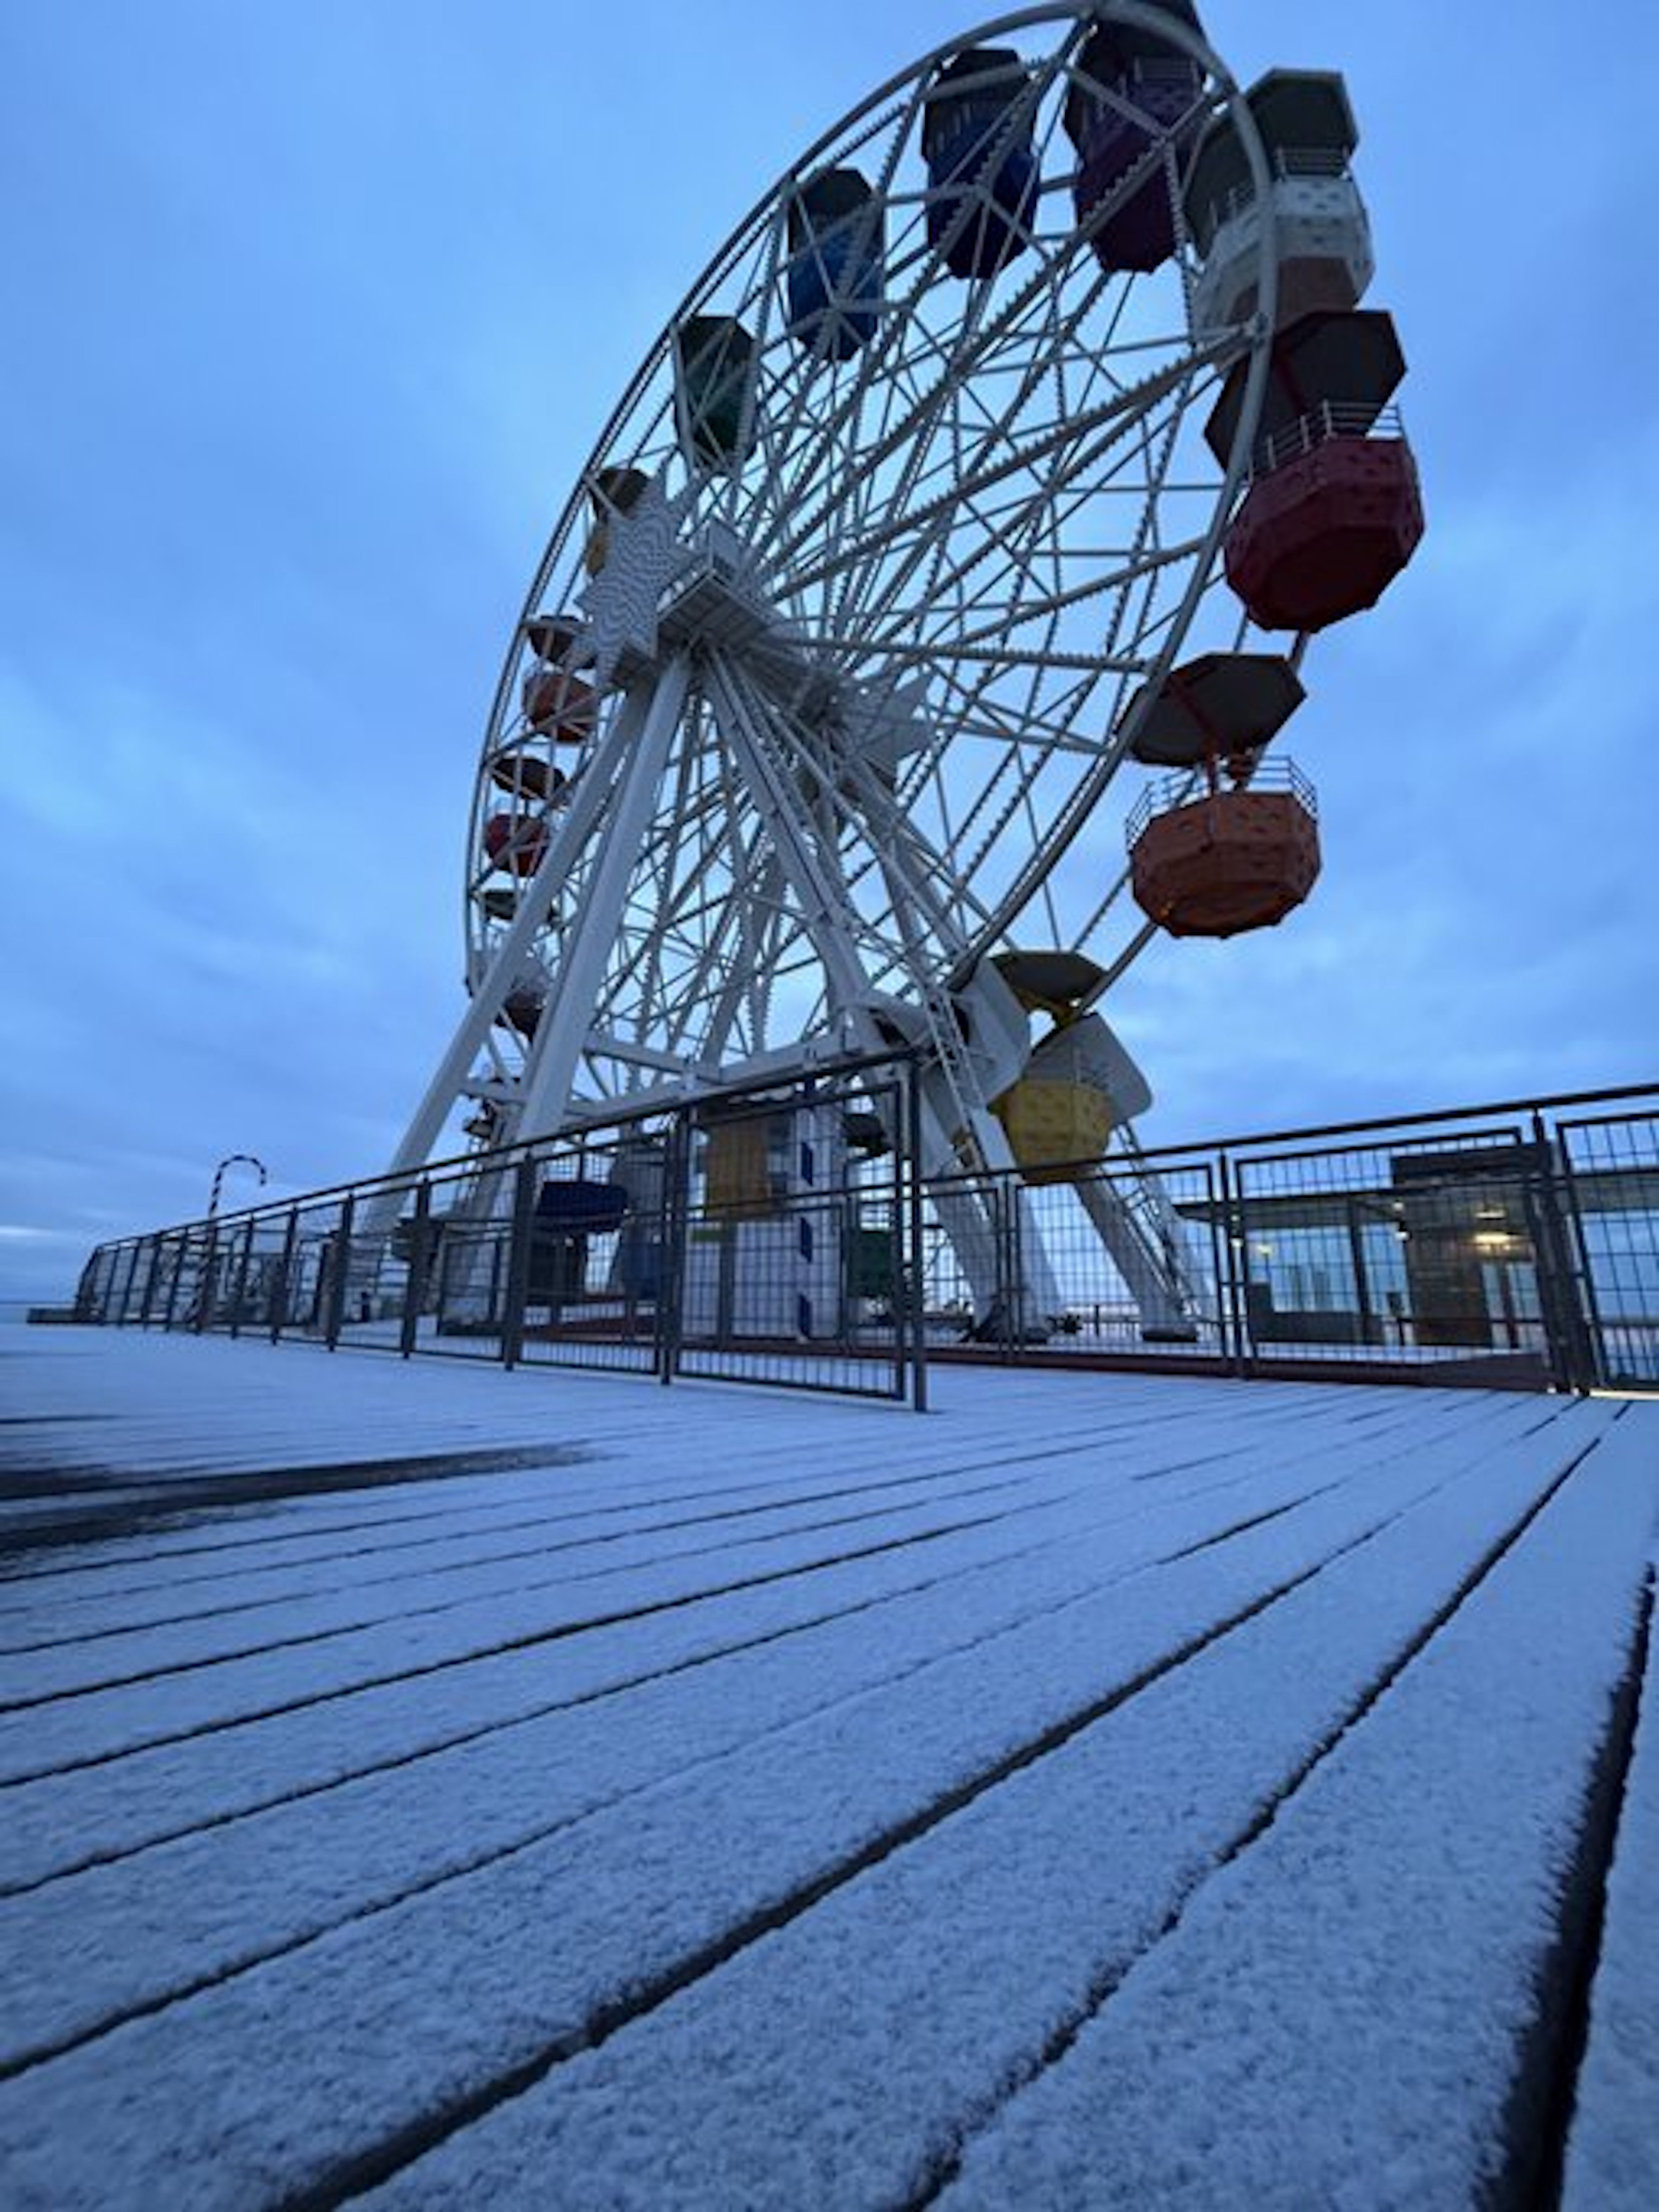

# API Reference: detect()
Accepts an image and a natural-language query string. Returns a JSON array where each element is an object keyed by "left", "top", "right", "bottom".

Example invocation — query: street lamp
[{"left": 208, "top": 1153, "right": 268, "bottom": 1218}]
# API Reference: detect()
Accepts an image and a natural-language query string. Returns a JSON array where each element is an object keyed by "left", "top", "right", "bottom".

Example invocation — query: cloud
[{"left": 2, "top": 0, "right": 1653, "bottom": 1304}]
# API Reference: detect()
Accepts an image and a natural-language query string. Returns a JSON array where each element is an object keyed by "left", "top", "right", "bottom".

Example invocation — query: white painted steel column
[
  {"left": 380, "top": 682, "right": 656, "bottom": 1190},
  {"left": 703, "top": 653, "right": 876, "bottom": 1018},
  {"left": 708, "top": 653, "right": 1059, "bottom": 1334},
  {"left": 511, "top": 653, "right": 693, "bottom": 1141},
  {"left": 1074, "top": 1172, "right": 1197, "bottom": 1338}
]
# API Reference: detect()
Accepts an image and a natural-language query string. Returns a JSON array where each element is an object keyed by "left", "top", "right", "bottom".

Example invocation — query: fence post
[
  {"left": 136, "top": 1237, "right": 165, "bottom": 1330},
  {"left": 113, "top": 1241, "right": 142, "bottom": 1328},
  {"left": 1553, "top": 1130, "right": 1613, "bottom": 1393},
  {"left": 1217, "top": 1152, "right": 1249, "bottom": 1376},
  {"left": 501, "top": 1158, "right": 537, "bottom": 1372},
  {"left": 1345, "top": 1196, "right": 1377, "bottom": 1350},
  {"left": 904, "top": 1061, "right": 929, "bottom": 1411},
  {"left": 1527, "top": 1113, "right": 1598, "bottom": 1393},
  {"left": 400, "top": 1181, "right": 432, "bottom": 1359},
  {"left": 1001, "top": 1174, "right": 1023, "bottom": 1362},
  {"left": 161, "top": 1233, "right": 188, "bottom": 1332},
  {"left": 656, "top": 1113, "right": 691, "bottom": 1386},
  {"left": 192, "top": 1223, "right": 219, "bottom": 1335}
]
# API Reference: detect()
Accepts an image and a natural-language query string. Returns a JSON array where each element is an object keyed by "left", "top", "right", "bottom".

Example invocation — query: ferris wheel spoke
[
  {"left": 766, "top": 256, "right": 1200, "bottom": 604},
  {"left": 778, "top": 337, "right": 1231, "bottom": 613},
  {"left": 752, "top": 44, "right": 1069, "bottom": 561},
  {"left": 754, "top": 663, "right": 991, "bottom": 966},
  {"left": 836, "top": 361, "right": 1211, "bottom": 660},
  {"left": 675, "top": 856, "right": 784, "bottom": 1067},
  {"left": 700, "top": 654, "right": 883, "bottom": 1020},
  {"left": 641, "top": 722, "right": 816, "bottom": 1065},
  {"left": 745, "top": 102, "right": 925, "bottom": 543},
  {"left": 753, "top": 95, "right": 1119, "bottom": 579}
]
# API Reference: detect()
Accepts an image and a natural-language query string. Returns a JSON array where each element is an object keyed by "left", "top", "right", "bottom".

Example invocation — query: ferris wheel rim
[
  {"left": 472, "top": 0, "right": 1272, "bottom": 742},
  {"left": 462, "top": 2, "right": 1286, "bottom": 1122}
]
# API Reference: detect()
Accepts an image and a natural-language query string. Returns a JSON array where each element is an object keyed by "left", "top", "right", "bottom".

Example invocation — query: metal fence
[
  {"left": 929, "top": 1085, "right": 1657, "bottom": 1395},
  {"left": 75, "top": 1054, "right": 927, "bottom": 1406},
  {"left": 74, "top": 1079, "right": 1658, "bottom": 1401}
]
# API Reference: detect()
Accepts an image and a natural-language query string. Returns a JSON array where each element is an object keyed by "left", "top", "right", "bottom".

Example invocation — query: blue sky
[{"left": 2, "top": 1, "right": 1656, "bottom": 1301}]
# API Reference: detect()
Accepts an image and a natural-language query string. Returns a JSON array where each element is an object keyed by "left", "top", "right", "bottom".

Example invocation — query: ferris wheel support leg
[
  {"left": 366, "top": 683, "right": 657, "bottom": 1242},
  {"left": 706, "top": 656, "right": 1066, "bottom": 1339},
  {"left": 918, "top": 1097, "right": 1065, "bottom": 1341},
  {"left": 1072, "top": 1171, "right": 1200, "bottom": 1341},
  {"left": 511, "top": 654, "right": 694, "bottom": 1145}
]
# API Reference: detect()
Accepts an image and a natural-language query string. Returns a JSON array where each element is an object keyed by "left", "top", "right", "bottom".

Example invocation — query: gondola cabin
[
  {"left": 487, "top": 749, "right": 565, "bottom": 803},
  {"left": 1123, "top": 651, "right": 1306, "bottom": 772},
  {"left": 528, "top": 1177, "right": 631, "bottom": 1307},
  {"left": 923, "top": 47, "right": 1040, "bottom": 280},
  {"left": 585, "top": 466, "right": 649, "bottom": 576},
  {"left": 1207, "top": 309, "right": 1424, "bottom": 632},
  {"left": 483, "top": 811, "right": 550, "bottom": 878},
  {"left": 785, "top": 168, "right": 883, "bottom": 359},
  {"left": 1128, "top": 760, "right": 1321, "bottom": 937},
  {"left": 676, "top": 317, "right": 756, "bottom": 469},
  {"left": 993, "top": 1013, "right": 1153, "bottom": 1183},
  {"left": 1187, "top": 70, "right": 1373, "bottom": 331},
  {"left": 1065, "top": 2, "right": 1205, "bottom": 273},
  {"left": 518, "top": 614, "right": 597, "bottom": 743},
  {"left": 497, "top": 988, "right": 544, "bottom": 1041},
  {"left": 520, "top": 665, "right": 598, "bottom": 743}
]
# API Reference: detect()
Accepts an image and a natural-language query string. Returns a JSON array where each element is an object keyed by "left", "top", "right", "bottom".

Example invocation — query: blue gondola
[
  {"left": 923, "top": 47, "right": 1039, "bottom": 281},
  {"left": 535, "top": 1178, "right": 630, "bottom": 1235},
  {"left": 785, "top": 168, "right": 883, "bottom": 359}
]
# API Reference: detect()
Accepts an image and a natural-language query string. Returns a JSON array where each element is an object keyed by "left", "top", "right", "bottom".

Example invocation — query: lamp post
[{"left": 208, "top": 1153, "right": 268, "bottom": 1219}]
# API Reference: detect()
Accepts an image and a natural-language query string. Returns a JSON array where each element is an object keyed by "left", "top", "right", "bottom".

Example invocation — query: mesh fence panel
[
  {"left": 1559, "top": 1111, "right": 1659, "bottom": 1388},
  {"left": 1231, "top": 1126, "right": 1550, "bottom": 1376}
]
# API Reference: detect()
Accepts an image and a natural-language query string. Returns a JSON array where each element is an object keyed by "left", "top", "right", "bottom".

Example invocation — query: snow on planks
[
  {"left": 1561, "top": 1520, "right": 1659, "bottom": 2212},
  {"left": 0, "top": 1326, "right": 1654, "bottom": 2209}
]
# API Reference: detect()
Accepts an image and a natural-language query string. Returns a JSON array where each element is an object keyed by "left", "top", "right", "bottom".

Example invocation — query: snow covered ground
[{"left": 0, "top": 1325, "right": 1654, "bottom": 2208}]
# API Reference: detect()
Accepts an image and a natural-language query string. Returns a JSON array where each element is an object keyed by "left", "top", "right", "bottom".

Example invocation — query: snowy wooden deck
[{"left": 1, "top": 1327, "right": 1654, "bottom": 2210}]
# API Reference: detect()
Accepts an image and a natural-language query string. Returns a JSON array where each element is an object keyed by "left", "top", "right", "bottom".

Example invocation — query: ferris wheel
[{"left": 387, "top": 1, "right": 1421, "bottom": 1334}]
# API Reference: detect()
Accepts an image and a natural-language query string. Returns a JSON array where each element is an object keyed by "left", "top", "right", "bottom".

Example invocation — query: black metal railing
[
  {"left": 1125, "top": 755, "right": 1318, "bottom": 847},
  {"left": 928, "top": 1084, "right": 1657, "bottom": 1394},
  {"left": 1251, "top": 400, "right": 1407, "bottom": 480},
  {"left": 74, "top": 1053, "right": 928, "bottom": 1407},
  {"left": 74, "top": 1079, "right": 1659, "bottom": 1401}
]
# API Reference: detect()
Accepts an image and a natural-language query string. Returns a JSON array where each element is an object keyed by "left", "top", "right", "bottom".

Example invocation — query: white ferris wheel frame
[{"left": 389, "top": 2, "right": 1285, "bottom": 1199}]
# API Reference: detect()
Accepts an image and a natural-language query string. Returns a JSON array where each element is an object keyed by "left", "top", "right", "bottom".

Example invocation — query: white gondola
[{"left": 1188, "top": 71, "right": 1374, "bottom": 332}]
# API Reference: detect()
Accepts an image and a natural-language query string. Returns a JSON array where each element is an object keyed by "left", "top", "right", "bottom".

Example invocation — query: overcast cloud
[{"left": 2, "top": 0, "right": 1655, "bottom": 1300}]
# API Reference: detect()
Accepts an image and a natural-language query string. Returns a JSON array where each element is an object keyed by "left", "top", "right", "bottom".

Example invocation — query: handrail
[
  {"left": 95, "top": 1044, "right": 921, "bottom": 1247},
  {"left": 1253, "top": 401, "right": 1405, "bottom": 479},
  {"left": 75, "top": 1073, "right": 1659, "bottom": 1402},
  {"left": 1132, "top": 1084, "right": 1659, "bottom": 1169},
  {"left": 1126, "top": 755, "right": 1316, "bottom": 845},
  {"left": 1196, "top": 145, "right": 1356, "bottom": 248}
]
